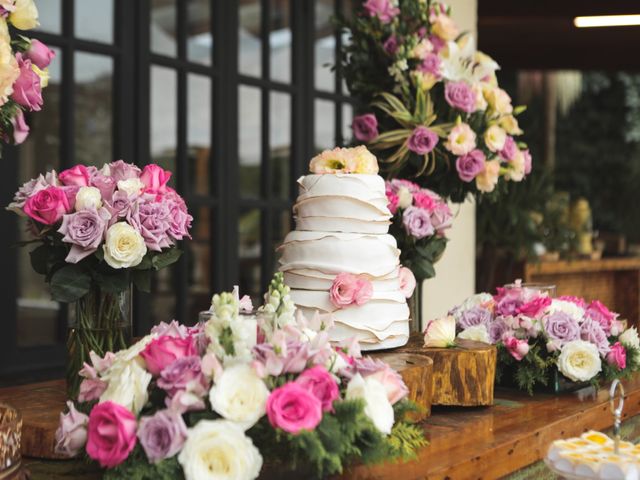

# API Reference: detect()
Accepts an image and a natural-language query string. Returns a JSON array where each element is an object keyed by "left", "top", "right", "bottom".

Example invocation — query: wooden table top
[{"left": 3, "top": 376, "right": 640, "bottom": 480}]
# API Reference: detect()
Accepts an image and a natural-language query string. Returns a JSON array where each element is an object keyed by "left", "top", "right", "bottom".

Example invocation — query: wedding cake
[{"left": 278, "top": 147, "right": 410, "bottom": 350}]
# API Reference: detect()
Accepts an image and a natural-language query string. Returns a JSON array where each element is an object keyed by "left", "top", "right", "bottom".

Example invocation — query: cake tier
[
  {"left": 283, "top": 268, "right": 401, "bottom": 292},
  {"left": 278, "top": 231, "right": 400, "bottom": 278},
  {"left": 294, "top": 174, "right": 391, "bottom": 234}
]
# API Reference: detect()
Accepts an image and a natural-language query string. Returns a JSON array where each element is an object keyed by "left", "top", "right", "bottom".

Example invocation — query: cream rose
[
  {"left": 9, "top": 0, "right": 38, "bottom": 30},
  {"left": 117, "top": 177, "right": 144, "bottom": 196},
  {"left": 484, "top": 125, "right": 507, "bottom": 152},
  {"left": 505, "top": 150, "right": 526, "bottom": 182},
  {"left": 424, "top": 315, "right": 456, "bottom": 348},
  {"left": 499, "top": 115, "right": 523, "bottom": 135},
  {"left": 458, "top": 325, "right": 490, "bottom": 344},
  {"left": 444, "top": 123, "right": 476, "bottom": 156},
  {"left": 178, "top": 420, "right": 263, "bottom": 480},
  {"left": 431, "top": 15, "right": 459, "bottom": 41},
  {"left": 0, "top": 20, "right": 19, "bottom": 106},
  {"left": 619, "top": 328, "right": 640, "bottom": 350},
  {"left": 99, "top": 358, "right": 152, "bottom": 414},
  {"left": 557, "top": 340, "right": 602, "bottom": 382},
  {"left": 346, "top": 373, "right": 394, "bottom": 435},
  {"left": 75, "top": 186, "right": 102, "bottom": 211},
  {"left": 484, "top": 86, "right": 513, "bottom": 115},
  {"left": 103, "top": 222, "right": 147, "bottom": 269},
  {"left": 397, "top": 186, "right": 413, "bottom": 209},
  {"left": 475, "top": 159, "right": 500, "bottom": 193},
  {"left": 209, "top": 363, "right": 269, "bottom": 430}
]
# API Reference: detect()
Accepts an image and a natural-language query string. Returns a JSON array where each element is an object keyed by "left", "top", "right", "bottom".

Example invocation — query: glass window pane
[
  {"left": 188, "top": 206, "right": 212, "bottom": 323},
  {"left": 239, "top": 0, "right": 261, "bottom": 77},
  {"left": 188, "top": 74, "right": 212, "bottom": 195},
  {"left": 36, "top": 0, "right": 61, "bottom": 34},
  {"left": 151, "top": 66, "right": 177, "bottom": 181},
  {"left": 315, "top": 0, "right": 334, "bottom": 91},
  {"left": 239, "top": 85, "right": 261, "bottom": 198},
  {"left": 75, "top": 0, "right": 113, "bottom": 43},
  {"left": 74, "top": 52, "right": 113, "bottom": 166},
  {"left": 270, "top": 92, "right": 290, "bottom": 199},
  {"left": 151, "top": 0, "right": 177, "bottom": 57},
  {"left": 315, "top": 99, "right": 335, "bottom": 151},
  {"left": 239, "top": 209, "right": 262, "bottom": 302},
  {"left": 188, "top": 0, "right": 212, "bottom": 65},
  {"left": 342, "top": 103, "right": 353, "bottom": 145},
  {"left": 270, "top": 0, "right": 290, "bottom": 83}
]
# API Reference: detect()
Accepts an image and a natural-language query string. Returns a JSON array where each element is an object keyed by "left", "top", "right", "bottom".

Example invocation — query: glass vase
[{"left": 66, "top": 286, "right": 132, "bottom": 399}]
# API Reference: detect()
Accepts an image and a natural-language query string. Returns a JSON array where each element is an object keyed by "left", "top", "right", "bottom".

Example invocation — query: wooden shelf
[{"left": 525, "top": 257, "right": 640, "bottom": 276}]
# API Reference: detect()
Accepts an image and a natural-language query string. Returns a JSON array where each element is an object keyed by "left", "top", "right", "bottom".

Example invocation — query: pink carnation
[
  {"left": 296, "top": 366, "right": 339, "bottom": 412},
  {"left": 385, "top": 186, "right": 399, "bottom": 214},
  {"left": 516, "top": 296, "right": 552, "bottom": 318},
  {"left": 504, "top": 337, "right": 529, "bottom": 361},
  {"left": 413, "top": 191, "right": 436, "bottom": 211},
  {"left": 363, "top": 0, "right": 399, "bottom": 24}
]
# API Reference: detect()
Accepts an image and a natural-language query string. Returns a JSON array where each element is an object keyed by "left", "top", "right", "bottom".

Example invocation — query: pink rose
[
  {"left": 11, "top": 54, "right": 43, "bottom": 111},
  {"left": 140, "top": 164, "right": 172, "bottom": 195},
  {"left": 368, "top": 364, "right": 409, "bottom": 405},
  {"left": 78, "top": 378, "right": 107, "bottom": 403},
  {"left": 59, "top": 165, "right": 91, "bottom": 187},
  {"left": 295, "top": 366, "right": 340, "bottom": 412},
  {"left": 398, "top": 266, "right": 416, "bottom": 298},
  {"left": 140, "top": 335, "right": 197, "bottom": 376},
  {"left": 26, "top": 39, "right": 56, "bottom": 69},
  {"left": 456, "top": 149, "right": 486, "bottom": 182},
  {"left": 504, "top": 337, "right": 529, "bottom": 361},
  {"left": 607, "top": 342, "right": 627, "bottom": 370},
  {"left": 10, "top": 109, "right": 29, "bottom": 144},
  {"left": 329, "top": 273, "right": 373, "bottom": 308},
  {"left": 352, "top": 114, "right": 378, "bottom": 143},
  {"left": 385, "top": 186, "right": 399, "bottom": 214},
  {"left": 363, "top": 0, "right": 399, "bottom": 23},
  {"left": 23, "top": 186, "right": 71, "bottom": 225},
  {"left": 516, "top": 296, "right": 552, "bottom": 318},
  {"left": 354, "top": 278, "right": 373, "bottom": 305},
  {"left": 54, "top": 401, "right": 88, "bottom": 457},
  {"left": 266, "top": 382, "right": 323, "bottom": 434},
  {"left": 413, "top": 191, "right": 436, "bottom": 211},
  {"left": 86, "top": 401, "right": 137, "bottom": 468},
  {"left": 586, "top": 300, "right": 617, "bottom": 336}
]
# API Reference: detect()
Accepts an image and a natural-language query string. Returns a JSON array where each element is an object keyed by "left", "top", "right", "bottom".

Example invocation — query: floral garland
[
  {"left": 55, "top": 273, "right": 427, "bottom": 479},
  {"left": 341, "top": 0, "right": 531, "bottom": 202},
  {"left": 0, "top": 0, "right": 54, "bottom": 147},
  {"left": 443, "top": 285, "right": 640, "bottom": 394}
]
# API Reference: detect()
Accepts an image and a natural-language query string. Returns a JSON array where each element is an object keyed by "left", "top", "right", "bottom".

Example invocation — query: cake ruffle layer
[{"left": 283, "top": 269, "right": 401, "bottom": 292}]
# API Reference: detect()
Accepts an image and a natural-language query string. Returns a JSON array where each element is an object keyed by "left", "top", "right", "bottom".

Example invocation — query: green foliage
[
  {"left": 103, "top": 447, "right": 184, "bottom": 480},
  {"left": 387, "top": 422, "right": 428, "bottom": 461},
  {"left": 496, "top": 343, "right": 555, "bottom": 396},
  {"left": 50, "top": 264, "right": 92, "bottom": 302}
]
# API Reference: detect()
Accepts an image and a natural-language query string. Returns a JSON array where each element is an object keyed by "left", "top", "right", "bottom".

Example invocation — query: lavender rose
[
  {"left": 402, "top": 206, "right": 435, "bottom": 239},
  {"left": 90, "top": 172, "right": 116, "bottom": 202},
  {"left": 108, "top": 159, "right": 141, "bottom": 182},
  {"left": 58, "top": 208, "right": 111, "bottom": 263},
  {"left": 383, "top": 34, "right": 398, "bottom": 55},
  {"left": 352, "top": 114, "right": 379, "bottom": 142},
  {"left": 419, "top": 53, "right": 442, "bottom": 78},
  {"left": 137, "top": 409, "right": 187, "bottom": 463},
  {"left": 458, "top": 307, "right": 492, "bottom": 330},
  {"left": 488, "top": 317, "right": 511, "bottom": 344},
  {"left": 127, "top": 195, "right": 173, "bottom": 251},
  {"left": 580, "top": 318, "right": 611, "bottom": 356},
  {"left": 105, "top": 190, "right": 133, "bottom": 223},
  {"left": 407, "top": 126, "right": 439, "bottom": 155},
  {"left": 456, "top": 149, "right": 486, "bottom": 182},
  {"left": 543, "top": 311, "right": 580, "bottom": 346},
  {"left": 444, "top": 80, "right": 476, "bottom": 113},
  {"left": 157, "top": 356, "right": 209, "bottom": 398}
]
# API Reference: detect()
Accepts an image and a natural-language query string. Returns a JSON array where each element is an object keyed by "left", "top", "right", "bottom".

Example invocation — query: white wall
[{"left": 421, "top": 0, "right": 478, "bottom": 325}]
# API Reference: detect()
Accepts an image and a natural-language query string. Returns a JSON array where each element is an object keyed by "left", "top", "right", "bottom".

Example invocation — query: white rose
[
  {"left": 457, "top": 325, "right": 490, "bottom": 344},
  {"left": 424, "top": 315, "right": 456, "bottom": 348},
  {"left": 74, "top": 186, "right": 102, "bottom": 211},
  {"left": 346, "top": 373, "right": 394, "bottom": 435},
  {"left": 9, "top": 0, "right": 38, "bottom": 30},
  {"left": 178, "top": 420, "right": 263, "bottom": 480},
  {"left": 397, "top": 186, "right": 412, "bottom": 209},
  {"left": 209, "top": 364, "right": 269, "bottom": 430},
  {"left": 103, "top": 222, "right": 147, "bottom": 269},
  {"left": 547, "top": 300, "right": 585, "bottom": 323},
  {"left": 117, "top": 177, "right": 144, "bottom": 196},
  {"left": 557, "top": 340, "right": 602, "bottom": 382},
  {"left": 483, "top": 125, "right": 507, "bottom": 152},
  {"left": 458, "top": 293, "right": 494, "bottom": 311},
  {"left": 505, "top": 150, "right": 526, "bottom": 182},
  {"left": 99, "top": 358, "right": 151, "bottom": 414},
  {"left": 619, "top": 327, "right": 640, "bottom": 349}
]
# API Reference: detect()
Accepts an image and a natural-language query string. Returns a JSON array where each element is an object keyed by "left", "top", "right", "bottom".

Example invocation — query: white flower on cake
[
  {"left": 424, "top": 315, "right": 456, "bottom": 348},
  {"left": 309, "top": 146, "right": 378, "bottom": 174},
  {"left": 557, "top": 340, "right": 602, "bottom": 382},
  {"left": 99, "top": 358, "right": 152, "bottom": 414},
  {"left": 457, "top": 324, "right": 490, "bottom": 343},
  {"left": 619, "top": 327, "right": 640, "bottom": 350},
  {"left": 345, "top": 373, "right": 394, "bottom": 435},
  {"left": 102, "top": 222, "right": 147, "bottom": 269},
  {"left": 209, "top": 364, "right": 269, "bottom": 431},
  {"left": 178, "top": 420, "right": 263, "bottom": 480},
  {"left": 74, "top": 186, "right": 102, "bottom": 211}
]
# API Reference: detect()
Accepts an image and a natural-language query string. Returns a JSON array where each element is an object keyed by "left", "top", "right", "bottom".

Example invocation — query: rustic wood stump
[
  {"left": 372, "top": 352, "right": 433, "bottom": 421},
  {"left": 397, "top": 333, "right": 497, "bottom": 406}
]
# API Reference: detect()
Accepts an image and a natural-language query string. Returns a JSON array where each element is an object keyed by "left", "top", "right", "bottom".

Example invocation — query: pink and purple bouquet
[
  {"left": 0, "top": 0, "right": 55, "bottom": 148},
  {"left": 341, "top": 1, "right": 531, "bottom": 202},
  {"left": 449, "top": 284, "right": 640, "bottom": 394},
  {"left": 54, "top": 274, "right": 427, "bottom": 479},
  {"left": 385, "top": 179, "right": 452, "bottom": 281}
]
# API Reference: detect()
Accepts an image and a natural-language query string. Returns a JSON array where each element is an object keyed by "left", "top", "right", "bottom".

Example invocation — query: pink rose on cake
[{"left": 329, "top": 273, "right": 373, "bottom": 308}]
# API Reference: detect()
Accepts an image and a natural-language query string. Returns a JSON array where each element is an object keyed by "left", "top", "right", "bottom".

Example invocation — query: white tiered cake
[{"left": 278, "top": 147, "right": 410, "bottom": 350}]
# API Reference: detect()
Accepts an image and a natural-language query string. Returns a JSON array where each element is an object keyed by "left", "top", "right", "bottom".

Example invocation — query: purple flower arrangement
[
  {"left": 450, "top": 285, "right": 640, "bottom": 394},
  {"left": 341, "top": 1, "right": 531, "bottom": 202},
  {"left": 385, "top": 179, "right": 452, "bottom": 281}
]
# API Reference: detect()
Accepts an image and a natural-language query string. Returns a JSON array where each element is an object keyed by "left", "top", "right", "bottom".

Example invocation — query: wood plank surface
[{"left": 524, "top": 257, "right": 640, "bottom": 276}]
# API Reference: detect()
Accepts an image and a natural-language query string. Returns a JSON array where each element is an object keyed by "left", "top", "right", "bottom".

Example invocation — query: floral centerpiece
[
  {"left": 7, "top": 161, "right": 192, "bottom": 396},
  {"left": 0, "top": 0, "right": 55, "bottom": 148},
  {"left": 341, "top": 0, "right": 531, "bottom": 202},
  {"left": 54, "top": 274, "right": 427, "bottom": 479},
  {"left": 448, "top": 284, "right": 640, "bottom": 394}
]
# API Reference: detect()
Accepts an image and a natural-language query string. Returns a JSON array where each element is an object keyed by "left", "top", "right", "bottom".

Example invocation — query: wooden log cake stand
[{"left": 397, "top": 333, "right": 497, "bottom": 406}]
